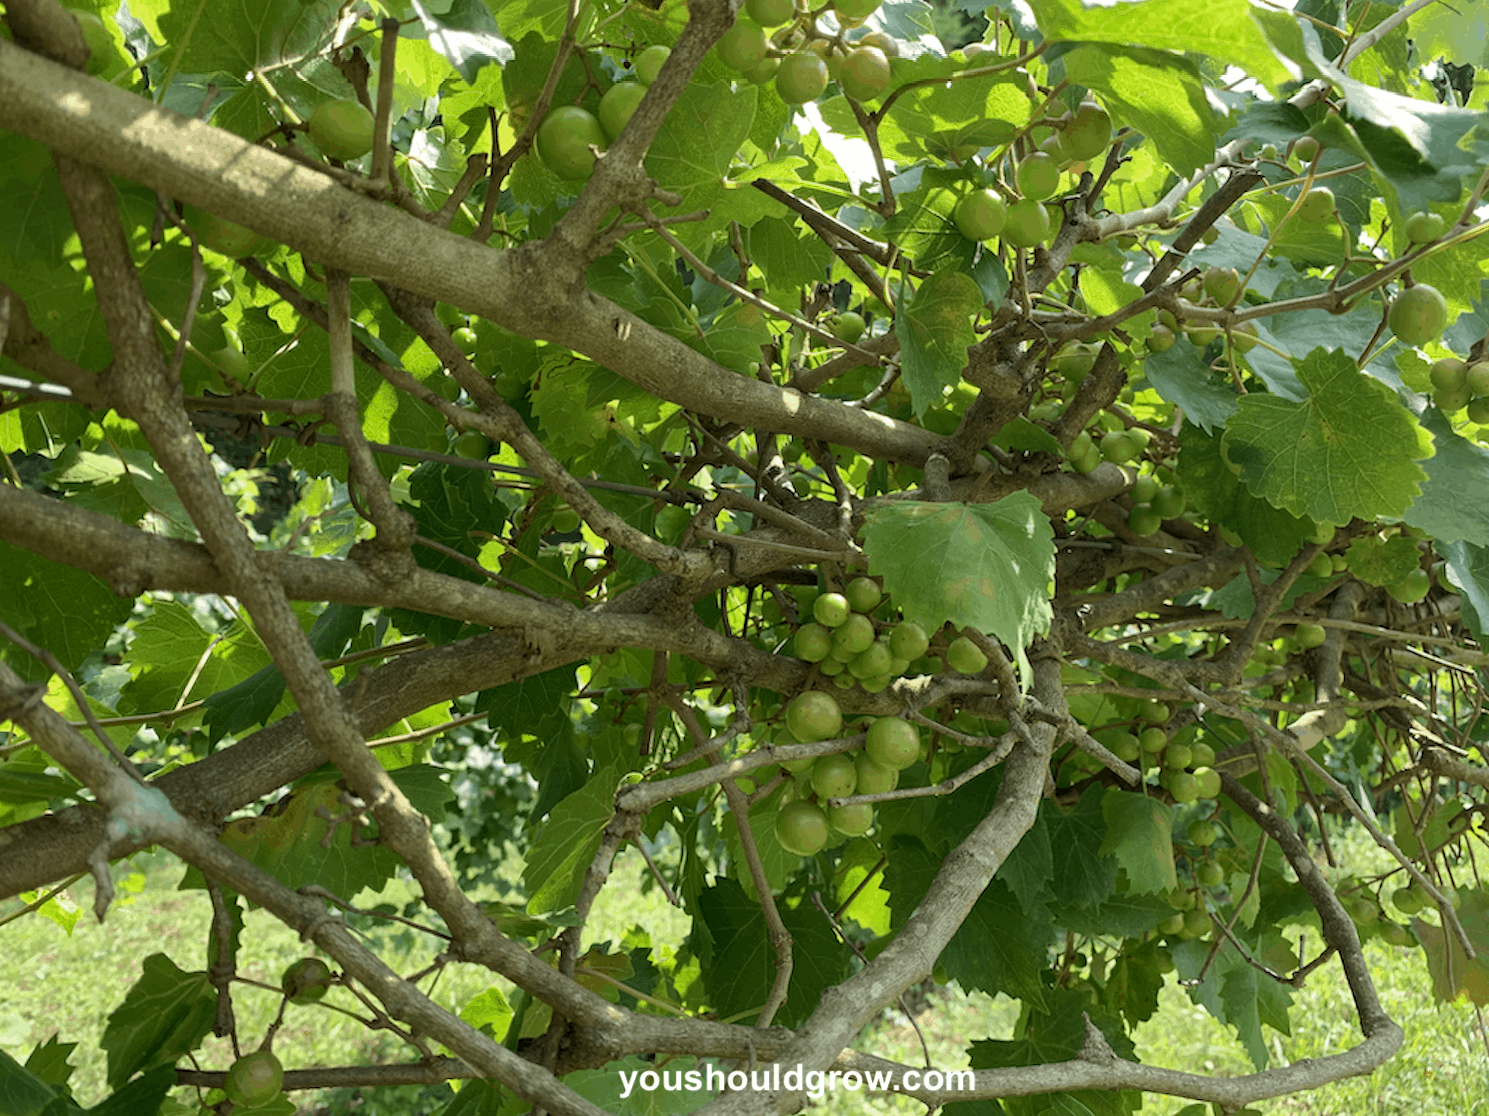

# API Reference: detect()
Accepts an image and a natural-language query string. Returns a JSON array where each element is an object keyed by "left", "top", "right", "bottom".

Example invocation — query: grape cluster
[
  {"left": 773, "top": 690, "right": 921, "bottom": 857},
  {"left": 766, "top": 576, "right": 997, "bottom": 857},
  {"left": 1429, "top": 356, "right": 1489, "bottom": 422}
]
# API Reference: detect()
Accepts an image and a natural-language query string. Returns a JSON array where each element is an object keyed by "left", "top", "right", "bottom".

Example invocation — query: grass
[{"left": 2, "top": 844, "right": 1485, "bottom": 1114}]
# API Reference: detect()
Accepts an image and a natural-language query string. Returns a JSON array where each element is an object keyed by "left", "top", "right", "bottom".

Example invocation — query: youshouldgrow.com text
[{"left": 616, "top": 1062, "right": 975, "bottom": 1100}]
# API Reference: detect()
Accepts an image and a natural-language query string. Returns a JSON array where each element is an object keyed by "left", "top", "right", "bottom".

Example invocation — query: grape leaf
[
  {"left": 1143, "top": 343, "right": 1238, "bottom": 434},
  {"left": 861, "top": 493, "right": 1055, "bottom": 687},
  {"left": 694, "top": 879, "right": 849, "bottom": 1027},
  {"left": 833, "top": 837, "right": 892, "bottom": 936},
  {"left": 1048, "top": 789, "right": 1116, "bottom": 909},
  {"left": 1441, "top": 540, "right": 1489, "bottom": 645},
  {"left": 894, "top": 267, "right": 983, "bottom": 417},
  {"left": 101, "top": 954, "right": 215, "bottom": 1089},
  {"left": 884, "top": 836, "right": 1050, "bottom": 1008},
  {"left": 524, "top": 766, "right": 622, "bottom": 914},
  {"left": 1220, "top": 347, "right": 1433, "bottom": 526},
  {"left": 1035, "top": 0, "right": 1293, "bottom": 92},
  {"left": 1341, "top": 534, "right": 1420, "bottom": 587},
  {"left": 1176, "top": 424, "right": 1313, "bottom": 566},
  {"left": 1099, "top": 791, "right": 1177, "bottom": 895},
  {"left": 1061, "top": 45, "right": 1218, "bottom": 177},
  {"left": 1403, "top": 407, "right": 1489, "bottom": 547}
]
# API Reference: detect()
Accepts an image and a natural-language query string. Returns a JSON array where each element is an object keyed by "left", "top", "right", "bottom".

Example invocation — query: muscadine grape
[
  {"left": 598, "top": 81, "right": 647, "bottom": 140},
  {"left": 1467, "top": 361, "right": 1489, "bottom": 395},
  {"left": 864, "top": 717, "right": 919, "bottom": 770},
  {"left": 635, "top": 45, "right": 670, "bottom": 85},
  {"left": 1001, "top": 199, "right": 1051, "bottom": 248},
  {"left": 1110, "top": 732, "right": 1141, "bottom": 761},
  {"left": 1152, "top": 485, "right": 1185, "bottom": 518},
  {"left": 829, "top": 802, "right": 874, "bottom": 835},
  {"left": 831, "top": 311, "right": 866, "bottom": 343},
  {"left": 889, "top": 621, "right": 928, "bottom": 661},
  {"left": 747, "top": 0, "right": 795, "bottom": 25},
  {"left": 818, "top": 655, "right": 847, "bottom": 677},
  {"left": 1389, "top": 885, "right": 1422, "bottom": 915},
  {"left": 859, "top": 31, "right": 899, "bottom": 58},
  {"left": 946, "top": 636, "right": 988, "bottom": 675},
  {"left": 953, "top": 189, "right": 1007, "bottom": 241},
  {"left": 1147, "top": 325, "right": 1176, "bottom": 352},
  {"left": 1128, "top": 503, "right": 1162, "bottom": 537},
  {"left": 536, "top": 106, "right": 607, "bottom": 180},
  {"left": 1181, "top": 907, "right": 1210, "bottom": 937},
  {"left": 856, "top": 753, "right": 899, "bottom": 793},
  {"left": 1015, "top": 152, "right": 1060, "bottom": 200},
  {"left": 1100, "top": 430, "right": 1138, "bottom": 464},
  {"left": 1192, "top": 766, "right": 1221, "bottom": 799},
  {"left": 1196, "top": 861, "right": 1225, "bottom": 888},
  {"left": 1388, "top": 284, "right": 1447, "bottom": 346},
  {"left": 1430, "top": 358, "right": 1468, "bottom": 393},
  {"left": 1062, "top": 101, "right": 1111, "bottom": 161},
  {"left": 1137, "top": 699, "right": 1170, "bottom": 724},
  {"left": 811, "top": 753, "right": 857, "bottom": 798},
  {"left": 775, "top": 801, "right": 830, "bottom": 855},
  {"left": 785, "top": 691, "right": 842, "bottom": 742},
  {"left": 849, "top": 642, "right": 892, "bottom": 680},
  {"left": 1297, "top": 186, "right": 1335, "bottom": 223},
  {"left": 1189, "top": 741, "right": 1215, "bottom": 767},
  {"left": 1160, "top": 912, "right": 1186, "bottom": 935},
  {"left": 795, "top": 623, "right": 832, "bottom": 662},
  {"left": 282, "top": 957, "right": 333, "bottom": 1004},
  {"left": 831, "top": 613, "right": 876, "bottom": 656},
  {"left": 225, "top": 1052, "right": 284, "bottom": 1108},
  {"left": 1167, "top": 771, "right": 1200, "bottom": 803},
  {"left": 1467, "top": 397, "right": 1489, "bottom": 424},
  {"left": 742, "top": 56, "right": 782, "bottom": 84},
  {"left": 813, "top": 592, "right": 850, "bottom": 628},
  {"left": 309, "top": 99, "right": 376, "bottom": 161},
  {"left": 1187, "top": 819, "right": 1217, "bottom": 847},
  {"left": 839, "top": 46, "right": 891, "bottom": 101},
  {"left": 844, "top": 576, "right": 882, "bottom": 613},
  {"left": 1379, "top": 921, "right": 1412, "bottom": 947},
  {"left": 834, "top": 0, "right": 882, "bottom": 18},
  {"left": 1387, "top": 567, "right": 1430, "bottom": 604},
  {"left": 776, "top": 51, "right": 829, "bottom": 104},
  {"left": 1163, "top": 743, "right": 1192, "bottom": 770},
  {"left": 718, "top": 20, "right": 769, "bottom": 71},
  {"left": 1295, "top": 622, "right": 1326, "bottom": 649},
  {"left": 1403, "top": 211, "right": 1446, "bottom": 244},
  {"left": 1202, "top": 266, "right": 1241, "bottom": 304}
]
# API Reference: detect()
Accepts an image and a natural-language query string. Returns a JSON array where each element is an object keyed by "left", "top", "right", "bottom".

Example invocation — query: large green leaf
[
  {"left": 100, "top": 954, "right": 215, "bottom": 1090},
  {"left": 523, "top": 767, "right": 621, "bottom": 914},
  {"left": 1060, "top": 45, "right": 1218, "bottom": 177},
  {"left": 884, "top": 836, "right": 1050, "bottom": 1008},
  {"left": 861, "top": 493, "right": 1055, "bottom": 687},
  {"left": 1099, "top": 791, "right": 1177, "bottom": 896},
  {"left": 1221, "top": 347, "right": 1433, "bottom": 526},
  {"left": 1176, "top": 424, "right": 1314, "bottom": 567},
  {"left": 1403, "top": 408, "right": 1489, "bottom": 548},
  {"left": 1035, "top": 0, "right": 1294, "bottom": 93},
  {"left": 693, "top": 879, "right": 849, "bottom": 1027},
  {"left": 894, "top": 267, "right": 983, "bottom": 417}
]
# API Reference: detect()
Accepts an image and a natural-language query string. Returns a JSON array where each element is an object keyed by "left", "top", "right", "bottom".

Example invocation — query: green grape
[
  {"left": 946, "top": 636, "right": 988, "bottom": 674},
  {"left": 830, "top": 613, "right": 876, "bottom": 656},
  {"left": 889, "top": 621, "right": 929, "bottom": 660},
  {"left": 813, "top": 592, "right": 851, "bottom": 628},
  {"left": 844, "top": 576, "right": 883, "bottom": 613},
  {"left": 795, "top": 623, "right": 832, "bottom": 662},
  {"left": 848, "top": 641, "right": 892, "bottom": 679},
  {"left": 810, "top": 753, "right": 857, "bottom": 798}
]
